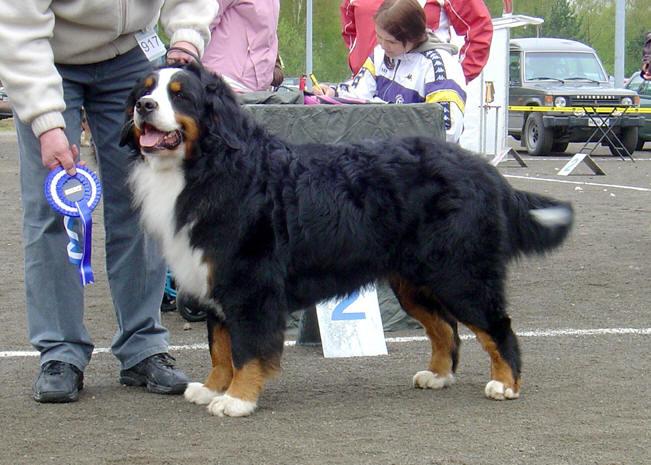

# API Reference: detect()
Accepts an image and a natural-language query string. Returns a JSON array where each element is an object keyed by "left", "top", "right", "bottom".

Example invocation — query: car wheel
[
  {"left": 176, "top": 292, "right": 208, "bottom": 322},
  {"left": 636, "top": 139, "right": 646, "bottom": 151},
  {"left": 524, "top": 113, "right": 554, "bottom": 155},
  {"left": 551, "top": 142, "right": 569, "bottom": 153},
  {"left": 608, "top": 127, "right": 638, "bottom": 157}
]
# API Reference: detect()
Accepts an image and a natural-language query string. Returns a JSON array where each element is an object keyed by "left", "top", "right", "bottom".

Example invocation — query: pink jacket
[
  {"left": 340, "top": 0, "right": 493, "bottom": 83},
  {"left": 202, "top": 0, "right": 280, "bottom": 92}
]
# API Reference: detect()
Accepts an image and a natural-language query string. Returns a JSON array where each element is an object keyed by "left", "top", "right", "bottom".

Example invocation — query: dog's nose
[{"left": 135, "top": 96, "right": 159, "bottom": 115}]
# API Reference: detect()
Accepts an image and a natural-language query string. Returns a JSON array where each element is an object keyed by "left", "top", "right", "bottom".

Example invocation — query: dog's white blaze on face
[
  {"left": 129, "top": 161, "right": 211, "bottom": 300},
  {"left": 135, "top": 68, "right": 181, "bottom": 133},
  {"left": 134, "top": 68, "right": 187, "bottom": 160}
]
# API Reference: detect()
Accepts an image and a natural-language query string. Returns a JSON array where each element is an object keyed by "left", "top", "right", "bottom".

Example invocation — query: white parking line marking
[
  {"left": 1, "top": 327, "right": 649, "bottom": 358},
  {"left": 504, "top": 174, "right": 651, "bottom": 192}
]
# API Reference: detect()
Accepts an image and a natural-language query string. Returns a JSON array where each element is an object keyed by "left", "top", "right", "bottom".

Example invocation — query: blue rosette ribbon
[{"left": 44, "top": 165, "right": 102, "bottom": 286}]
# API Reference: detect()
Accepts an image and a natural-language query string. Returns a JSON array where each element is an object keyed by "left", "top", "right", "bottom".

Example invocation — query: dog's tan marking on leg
[
  {"left": 204, "top": 325, "right": 233, "bottom": 392},
  {"left": 390, "top": 277, "right": 456, "bottom": 389},
  {"left": 207, "top": 358, "right": 279, "bottom": 417},
  {"left": 468, "top": 325, "right": 520, "bottom": 400},
  {"left": 185, "top": 324, "right": 233, "bottom": 405},
  {"left": 227, "top": 358, "right": 278, "bottom": 402}
]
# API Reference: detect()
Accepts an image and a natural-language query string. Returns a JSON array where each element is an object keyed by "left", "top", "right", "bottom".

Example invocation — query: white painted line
[
  {"left": 1, "top": 327, "right": 649, "bottom": 358},
  {"left": 504, "top": 174, "right": 651, "bottom": 192}
]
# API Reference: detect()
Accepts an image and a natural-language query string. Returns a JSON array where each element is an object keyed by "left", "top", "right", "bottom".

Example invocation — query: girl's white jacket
[{"left": 337, "top": 36, "right": 467, "bottom": 143}]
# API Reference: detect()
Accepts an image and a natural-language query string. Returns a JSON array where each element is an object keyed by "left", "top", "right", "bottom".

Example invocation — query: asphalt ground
[{"left": 0, "top": 129, "right": 649, "bottom": 465}]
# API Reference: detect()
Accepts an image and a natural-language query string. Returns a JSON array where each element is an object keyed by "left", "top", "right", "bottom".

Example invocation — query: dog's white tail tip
[{"left": 529, "top": 206, "right": 572, "bottom": 227}]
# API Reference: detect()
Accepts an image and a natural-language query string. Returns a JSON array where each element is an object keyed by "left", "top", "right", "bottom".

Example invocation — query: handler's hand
[
  {"left": 39, "top": 128, "right": 78, "bottom": 175},
  {"left": 312, "top": 84, "right": 335, "bottom": 97},
  {"left": 167, "top": 41, "right": 200, "bottom": 64}
]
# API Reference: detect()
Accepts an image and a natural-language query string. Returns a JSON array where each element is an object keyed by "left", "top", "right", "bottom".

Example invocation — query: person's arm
[
  {"left": 445, "top": 0, "right": 493, "bottom": 83},
  {"left": 0, "top": 1, "right": 78, "bottom": 173},
  {"left": 160, "top": 0, "right": 219, "bottom": 59},
  {"left": 0, "top": 1, "right": 65, "bottom": 137},
  {"left": 336, "top": 57, "right": 378, "bottom": 101},
  {"left": 423, "top": 53, "right": 467, "bottom": 143},
  {"left": 340, "top": 0, "right": 357, "bottom": 51}
]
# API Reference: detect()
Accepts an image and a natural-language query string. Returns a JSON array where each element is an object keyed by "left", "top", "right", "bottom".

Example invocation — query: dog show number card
[{"left": 315, "top": 286, "right": 388, "bottom": 358}]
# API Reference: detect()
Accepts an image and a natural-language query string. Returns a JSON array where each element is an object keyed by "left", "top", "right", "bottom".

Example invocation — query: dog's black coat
[{"left": 124, "top": 64, "right": 572, "bottom": 391}]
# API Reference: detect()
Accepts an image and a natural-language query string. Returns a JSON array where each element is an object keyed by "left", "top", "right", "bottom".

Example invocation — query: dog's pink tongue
[{"left": 140, "top": 128, "right": 166, "bottom": 148}]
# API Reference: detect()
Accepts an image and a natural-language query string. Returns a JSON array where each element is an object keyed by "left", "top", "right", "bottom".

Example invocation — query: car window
[
  {"left": 524, "top": 52, "right": 607, "bottom": 82},
  {"left": 627, "top": 74, "right": 642, "bottom": 88},
  {"left": 627, "top": 74, "right": 651, "bottom": 97},
  {"left": 509, "top": 52, "right": 522, "bottom": 85},
  {"left": 639, "top": 81, "right": 651, "bottom": 98}
]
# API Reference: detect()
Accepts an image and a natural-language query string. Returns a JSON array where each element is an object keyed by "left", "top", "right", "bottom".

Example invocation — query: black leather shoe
[
  {"left": 33, "top": 361, "right": 84, "bottom": 403},
  {"left": 119, "top": 353, "right": 189, "bottom": 395}
]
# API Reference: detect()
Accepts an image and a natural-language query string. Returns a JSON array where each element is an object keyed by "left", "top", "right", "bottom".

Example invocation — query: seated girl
[{"left": 316, "top": 0, "right": 467, "bottom": 143}]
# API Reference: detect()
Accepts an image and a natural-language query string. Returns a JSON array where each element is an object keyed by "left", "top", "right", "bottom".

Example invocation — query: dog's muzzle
[{"left": 136, "top": 96, "right": 159, "bottom": 116}]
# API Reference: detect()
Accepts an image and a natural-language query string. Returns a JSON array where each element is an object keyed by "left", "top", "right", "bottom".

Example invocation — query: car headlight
[
  {"left": 621, "top": 97, "right": 633, "bottom": 105},
  {"left": 554, "top": 96, "right": 567, "bottom": 107}
]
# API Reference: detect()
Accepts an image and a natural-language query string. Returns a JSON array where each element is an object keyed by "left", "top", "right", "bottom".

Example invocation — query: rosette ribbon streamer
[{"left": 44, "top": 166, "right": 102, "bottom": 286}]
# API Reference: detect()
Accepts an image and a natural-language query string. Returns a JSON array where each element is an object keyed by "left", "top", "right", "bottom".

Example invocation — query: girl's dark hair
[{"left": 374, "top": 0, "right": 427, "bottom": 46}]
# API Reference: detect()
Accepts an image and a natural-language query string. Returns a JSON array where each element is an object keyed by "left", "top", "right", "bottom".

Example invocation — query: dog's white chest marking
[{"left": 130, "top": 162, "right": 210, "bottom": 299}]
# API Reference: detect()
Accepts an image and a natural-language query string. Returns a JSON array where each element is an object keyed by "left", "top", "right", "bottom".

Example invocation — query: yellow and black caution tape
[{"left": 508, "top": 105, "right": 651, "bottom": 114}]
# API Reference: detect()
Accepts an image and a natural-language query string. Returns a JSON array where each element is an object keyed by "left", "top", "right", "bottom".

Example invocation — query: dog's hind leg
[
  {"left": 467, "top": 320, "right": 521, "bottom": 400},
  {"left": 429, "top": 274, "right": 522, "bottom": 400},
  {"left": 185, "top": 313, "right": 233, "bottom": 405},
  {"left": 389, "top": 276, "right": 460, "bottom": 390}
]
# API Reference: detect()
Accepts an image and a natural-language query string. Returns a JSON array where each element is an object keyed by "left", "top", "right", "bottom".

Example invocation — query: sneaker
[
  {"left": 119, "top": 353, "right": 189, "bottom": 395},
  {"left": 33, "top": 361, "right": 84, "bottom": 403}
]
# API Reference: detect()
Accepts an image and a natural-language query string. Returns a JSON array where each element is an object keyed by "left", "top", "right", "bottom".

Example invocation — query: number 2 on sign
[{"left": 331, "top": 290, "right": 366, "bottom": 321}]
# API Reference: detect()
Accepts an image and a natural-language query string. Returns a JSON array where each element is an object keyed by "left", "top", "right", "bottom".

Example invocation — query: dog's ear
[
  {"left": 119, "top": 87, "right": 139, "bottom": 149},
  {"left": 195, "top": 65, "right": 243, "bottom": 150},
  {"left": 119, "top": 117, "right": 135, "bottom": 148}
]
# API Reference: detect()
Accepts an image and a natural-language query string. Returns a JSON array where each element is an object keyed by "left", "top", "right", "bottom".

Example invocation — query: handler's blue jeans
[{"left": 15, "top": 47, "right": 169, "bottom": 371}]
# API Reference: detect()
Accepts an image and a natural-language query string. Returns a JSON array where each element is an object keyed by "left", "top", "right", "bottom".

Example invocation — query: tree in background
[
  {"left": 542, "top": 0, "right": 584, "bottom": 42},
  {"left": 278, "top": 0, "right": 349, "bottom": 82},
  {"left": 484, "top": 0, "right": 649, "bottom": 77}
]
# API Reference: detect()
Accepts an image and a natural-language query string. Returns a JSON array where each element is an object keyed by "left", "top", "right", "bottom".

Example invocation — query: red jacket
[{"left": 340, "top": 0, "right": 493, "bottom": 83}]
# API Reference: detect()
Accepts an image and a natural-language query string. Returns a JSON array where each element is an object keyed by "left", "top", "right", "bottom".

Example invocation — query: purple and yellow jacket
[{"left": 336, "top": 36, "right": 467, "bottom": 143}]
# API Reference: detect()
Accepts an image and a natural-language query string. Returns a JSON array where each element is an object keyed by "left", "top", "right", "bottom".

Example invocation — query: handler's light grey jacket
[{"left": 0, "top": 0, "right": 216, "bottom": 137}]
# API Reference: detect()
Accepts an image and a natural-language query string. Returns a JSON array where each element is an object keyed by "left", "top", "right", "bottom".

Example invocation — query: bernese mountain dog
[{"left": 121, "top": 63, "right": 573, "bottom": 417}]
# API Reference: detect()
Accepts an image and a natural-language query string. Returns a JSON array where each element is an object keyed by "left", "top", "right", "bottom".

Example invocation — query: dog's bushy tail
[{"left": 505, "top": 190, "right": 573, "bottom": 258}]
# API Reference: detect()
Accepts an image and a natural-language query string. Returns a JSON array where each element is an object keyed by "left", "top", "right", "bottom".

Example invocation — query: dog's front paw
[
  {"left": 485, "top": 380, "right": 519, "bottom": 400},
  {"left": 184, "top": 382, "right": 220, "bottom": 405},
  {"left": 413, "top": 370, "right": 455, "bottom": 389},
  {"left": 207, "top": 394, "right": 257, "bottom": 417}
]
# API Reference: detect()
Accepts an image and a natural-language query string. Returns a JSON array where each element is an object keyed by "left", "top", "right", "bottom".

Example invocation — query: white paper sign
[
  {"left": 558, "top": 153, "right": 587, "bottom": 176},
  {"left": 135, "top": 30, "right": 166, "bottom": 62},
  {"left": 315, "top": 286, "right": 388, "bottom": 358}
]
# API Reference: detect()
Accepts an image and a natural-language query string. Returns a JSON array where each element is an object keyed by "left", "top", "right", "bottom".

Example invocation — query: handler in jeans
[{"left": 0, "top": 0, "right": 215, "bottom": 403}]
